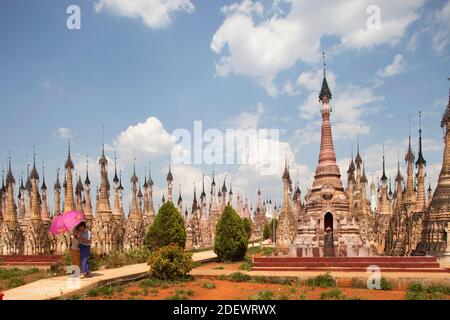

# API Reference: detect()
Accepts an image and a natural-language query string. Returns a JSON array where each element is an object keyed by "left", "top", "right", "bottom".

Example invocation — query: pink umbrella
[
  {"left": 49, "top": 211, "right": 84, "bottom": 235},
  {"left": 62, "top": 211, "right": 85, "bottom": 231},
  {"left": 50, "top": 215, "right": 68, "bottom": 235}
]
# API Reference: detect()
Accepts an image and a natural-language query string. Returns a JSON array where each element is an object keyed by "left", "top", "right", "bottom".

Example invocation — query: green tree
[
  {"left": 268, "top": 218, "right": 278, "bottom": 242},
  {"left": 242, "top": 217, "right": 253, "bottom": 240},
  {"left": 214, "top": 205, "right": 248, "bottom": 261},
  {"left": 145, "top": 202, "right": 186, "bottom": 250},
  {"left": 263, "top": 224, "right": 271, "bottom": 240}
]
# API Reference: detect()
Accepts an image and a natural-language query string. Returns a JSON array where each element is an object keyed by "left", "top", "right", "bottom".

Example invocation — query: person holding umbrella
[
  {"left": 76, "top": 221, "right": 92, "bottom": 278},
  {"left": 70, "top": 228, "right": 81, "bottom": 272},
  {"left": 50, "top": 211, "right": 88, "bottom": 276}
]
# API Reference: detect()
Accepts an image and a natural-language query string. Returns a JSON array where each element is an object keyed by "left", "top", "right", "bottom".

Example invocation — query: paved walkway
[{"left": 2, "top": 250, "right": 217, "bottom": 300}]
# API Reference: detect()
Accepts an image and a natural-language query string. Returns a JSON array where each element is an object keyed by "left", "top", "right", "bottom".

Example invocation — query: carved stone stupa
[
  {"left": 414, "top": 90, "right": 450, "bottom": 257},
  {"left": 293, "top": 64, "right": 367, "bottom": 257}
]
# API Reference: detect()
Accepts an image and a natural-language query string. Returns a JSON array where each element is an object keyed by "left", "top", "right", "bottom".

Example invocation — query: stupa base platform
[
  {"left": 252, "top": 256, "right": 450, "bottom": 273},
  {"left": 0, "top": 255, "right": 62, "bottom": 267}
]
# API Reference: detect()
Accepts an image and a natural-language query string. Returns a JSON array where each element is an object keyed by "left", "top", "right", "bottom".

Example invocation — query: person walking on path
[
  {"left": 76, "top": 222, "right": 92, "bottom": 277},
  {"left": 70, "top": 229, "right": 81, "bottom": 272}
]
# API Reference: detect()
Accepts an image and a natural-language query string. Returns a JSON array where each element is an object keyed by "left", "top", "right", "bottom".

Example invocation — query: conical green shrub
[
  {"left": 214, "top": 205, "right": 248, "bottom": 261},
  {"left": 145, "top": 201, "right": 186, "bottom": 250}
]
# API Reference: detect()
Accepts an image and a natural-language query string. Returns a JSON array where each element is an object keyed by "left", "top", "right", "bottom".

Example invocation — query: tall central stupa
[{"left": 293, "top": 62, "right": 370, "bottom": 257}]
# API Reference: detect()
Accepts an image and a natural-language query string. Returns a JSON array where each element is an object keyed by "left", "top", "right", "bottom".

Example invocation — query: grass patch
[
  {"left": 218, "top": 274, "right": 227, "bottom": 280},
  {"left": 201, "top": 282, "right": 216, "bottom": 289},
  {"left": 191, "top": 261, "right": 202, "bottom": 268},
  {"left": 305, "top": 273, "right": 336, "bottom": 288},
  {"left": 246, "top": 246, "right": 276, "bottom": 257},
  {"left": 379, "top": 277, "right": 392, "bottom": 291},
  {"left": 87, "top": 285, "right": 122, "bottom": 297},
  {"left": 351, "top": 277, "right": 366, "bottom": 289},
  {"left": 251, "top": 276, "right": 292, "bottom": 285},
  {"left": 406, "top": 282, "right": 450, "bottom": 300},
  {"left": 149, "top": 288, "right": 159, "bottom": 296},
  {"left": 7, "top": 277, "right": 25, "bottom": 288},
  {"left": 139, "top": 278, "right": 174, "bottom": 288},
  {"left": 320, "top": 288, "right": 344, "bottom": 300},
  {"left": 249, "top": 290, "right": 275, "bottom": 300},
  {"left": 0, "top": 267, "right": 39, "bottom": 279},
  {"left": 186, "top": 289, "right": 195, "bottom": 296},
  {"left": 279, "top": 292, "right": 289, "bottom": 300},
  {"left": 0, "top": 267, "right": 44, "bottom": 290},
  {"left": 320, "top": 288, "right": 359, "bottom": 300},
  {"left": 166, "top": 289, "right": 192, "bottom": 300},
  {"left": 239, "top": 262, "right": 252, "bottom": 271},
  {"left": 129, "top": 290, "right": 141, "bottom": 297},
  {"left": 229, "top": 272, "right": 251, "bottom": 282},
  {"left": 297, "top": 293, "right": 307, "bottom": 300},
  {"left": 246, "top": 246, "right": 263, "bottom": 255},
  {"left": 213, "top": 266, "right": 224, "bottom": 270}
]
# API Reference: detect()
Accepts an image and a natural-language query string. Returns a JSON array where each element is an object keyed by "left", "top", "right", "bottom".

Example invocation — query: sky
[{"left": 0, "top": 0, "right": 449, "bottom": 214}]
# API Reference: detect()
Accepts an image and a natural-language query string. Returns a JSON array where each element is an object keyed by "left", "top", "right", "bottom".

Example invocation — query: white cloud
[
  {"left": 211, "top": 0, "right": 425, "bottom": 95},
  {"left": 221, "top": 0, "right": 264, "bottom": 16},
  {"left": 297, "top": 68, "right": 383, "bottom": 142},
  {"left": 430, "top": 0, "right": 450, "bottom": 54},
  {"left": 73, "top": 154, "right": 101, "bottom": 184},
  {"left": 234, "top": 138, "right": 315, "bottom": 202},
  {"left": 422, "top": 138, "right": 443, "bottom": 153},
  {"left": 281, "top": 80, "right": 300, "bottom": 96},
  {"left": 377, "top": 54, "right": 407, "bottom": 78},
  {"left": 56, "top": 128, "right": 72, "bottom": 140},
  {"left": 297, "top": 69, "right": 336, "bottom": 93},
  {"left": 94, "top": 0, "right": 195, "bottom": 29},
  {"left": 106, "top": 116, "right": 176, "bottom": 163},
  {"left": 406, "top": 30, "right": 422, "bottom": 52},
  {"left": 223, "top": 103, "right": 265, "bottom": 130},
  {"left": 43, "top": 81, "right": 53, "bottom": 88}
]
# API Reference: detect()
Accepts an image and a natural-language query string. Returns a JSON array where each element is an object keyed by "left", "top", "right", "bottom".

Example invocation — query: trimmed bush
[
  {"left": 148, "top": 245, "right": 193, "bottom": 280},
  {"left": 145, "top": 202, "right": 186, "bottom": 250},
  {"left": 214, "top": 205, "right": 248, "bottom": 261}
]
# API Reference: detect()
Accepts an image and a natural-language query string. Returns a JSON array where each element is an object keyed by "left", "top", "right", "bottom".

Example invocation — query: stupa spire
[{"left": 416, "top": 111, "right": 426, "bottom": 166}]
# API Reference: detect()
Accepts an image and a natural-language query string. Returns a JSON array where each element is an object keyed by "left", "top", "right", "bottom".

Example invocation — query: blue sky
[{"left": 0, "top": 0, "right": 449, "bottom": 212}]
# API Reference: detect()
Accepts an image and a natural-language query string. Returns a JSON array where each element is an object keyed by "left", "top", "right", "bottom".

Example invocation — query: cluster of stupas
[
  {"left": 271, "top": 66, "right": 450, "bottom": 258},
  {"left": 1, "top": 65, "right": 449, "bottom": 258},
  {"left": 0, "top": 139, "right": 283, "bottom": 255}
]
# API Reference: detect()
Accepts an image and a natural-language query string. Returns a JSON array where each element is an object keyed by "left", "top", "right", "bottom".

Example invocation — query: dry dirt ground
[
  {"left": 78, "top": 259, "right": 449, "bottom": 301},
  {"left": 83, "top": 278, "right": 411, "bottom": 300}
]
